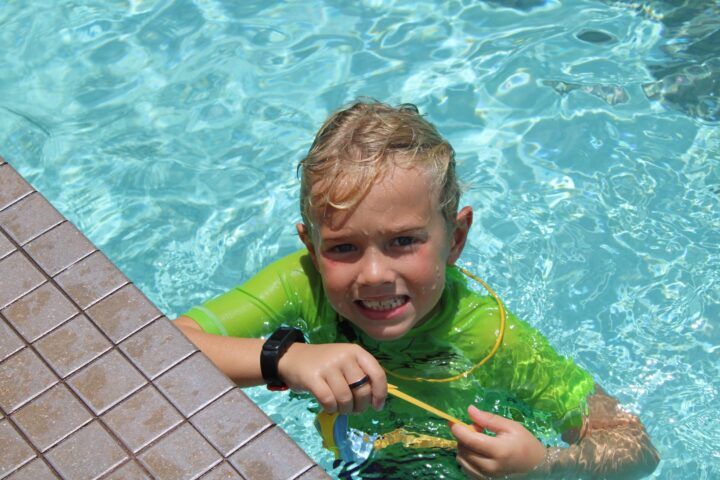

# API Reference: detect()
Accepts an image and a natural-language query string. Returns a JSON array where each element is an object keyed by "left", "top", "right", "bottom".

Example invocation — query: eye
[
  {"left": 329, "top": 243, "right": 356, "bottom": 254},
  {"left": 392, "top": 236, "right": 416, "bottom": 247}
]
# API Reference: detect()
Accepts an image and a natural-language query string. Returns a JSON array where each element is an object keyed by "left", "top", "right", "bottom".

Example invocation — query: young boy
[{"left": 175, "top": 100, "right": 659, "bottom": 478}]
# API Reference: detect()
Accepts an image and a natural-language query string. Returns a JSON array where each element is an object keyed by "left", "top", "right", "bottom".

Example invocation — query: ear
[
  {"left": 296, "top": 223, "right": 318, "bottom": 267},
  {"left": 447, "top": 206, "right": 473, "bottom": 265}
]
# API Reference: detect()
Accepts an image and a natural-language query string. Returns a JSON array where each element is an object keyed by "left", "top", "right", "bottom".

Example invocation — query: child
[{"left": 175, "top": 100, "right": 659, "bottom": 478}]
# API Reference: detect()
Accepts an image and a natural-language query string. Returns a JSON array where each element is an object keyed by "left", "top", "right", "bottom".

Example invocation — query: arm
[
  {"left": 537, "top": 384, "right": 660, "bottom": 479},
  {"left": 450, "top": 384, "right": 660, "bottom": 479},
  {"left": 175, "top": 315, "right": 265, "bottom": 386},
  {"left": 175, "top": 315, "right": 387, "bottom": 413},
  {"left": 174, "top": 251, "right": 386, "bottom": 412}
]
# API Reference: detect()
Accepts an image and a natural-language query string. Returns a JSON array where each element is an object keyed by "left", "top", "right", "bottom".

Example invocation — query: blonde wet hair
[{"left": 298, "top": 99, "right": 460, "bottom": 230}]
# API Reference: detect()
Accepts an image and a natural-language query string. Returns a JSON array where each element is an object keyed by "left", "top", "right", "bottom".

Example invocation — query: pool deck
[{"left": 0, "top": 157, "right": 329, "bottom": 480}]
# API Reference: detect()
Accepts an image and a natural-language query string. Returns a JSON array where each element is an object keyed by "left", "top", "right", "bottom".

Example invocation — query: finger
[
  {"left": 326, "top": 372, "right": 354, "bottom": 414},
  {"left": 467, "top": 405, "right": 515, "bottom": 434},
  {"left": 347, "top": 375, "right": 370, "bottom": 390},
  {"left": 457, "top": 445, "right": 495, "bottom": 470},
  {"left": 355, "top": 351, "right": 387, "bottom": 411},
  {"left": 458, "top": 446, "right": 505, "bottom": 479},
  {"left": 451, "top": 420, "right": 496, "bottom": 457},
  {"left": 343, "top": 369, "right": 371, "bottom": 413},
  {"left": 456, "top": 454, "right": 490, "bottom": 480},
  {"left": 311, "top": 379, "right": 338, "bottom": 413},
  {"left": 350, "top": 381, "right": 371, "bottom": 413}
]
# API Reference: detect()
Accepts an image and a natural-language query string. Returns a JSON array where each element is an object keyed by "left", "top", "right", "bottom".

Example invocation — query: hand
[
  {"left": 451, "top": 405, "right": 546, "bottom": 478},
  {"left": 278, "top": 342, "right": 386, "bottom": 414}
]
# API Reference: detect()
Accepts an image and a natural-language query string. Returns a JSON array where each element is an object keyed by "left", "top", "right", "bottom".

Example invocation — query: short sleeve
[
  {"left": 487, "top": 314, "right": 595, "bottom": 432},
  {"left": 183, "top": 250, "right": 325, "bottom": 338}
]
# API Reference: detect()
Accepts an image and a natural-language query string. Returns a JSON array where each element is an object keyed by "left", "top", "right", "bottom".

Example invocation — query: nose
[{"left": 357, "top": 249, "right": 395, "bottom": 286}]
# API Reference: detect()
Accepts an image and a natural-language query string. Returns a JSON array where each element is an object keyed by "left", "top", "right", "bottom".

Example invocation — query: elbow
[
  {"left": 173, "top": 316, "right": 204, "bottom": 345},
  {"left": 638, "top": 441, "right": 660, "bottom": 478},
  {"left": 618, "top": 429, "right": 661, "bottom": 480},
  {"left": 174, "top": 315, "right": 202, "bottom": 332}
]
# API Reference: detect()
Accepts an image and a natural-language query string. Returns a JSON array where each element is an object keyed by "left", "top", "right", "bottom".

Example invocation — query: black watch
[{"left": 260, "top": 327, "right": 305, "bottom": 391}]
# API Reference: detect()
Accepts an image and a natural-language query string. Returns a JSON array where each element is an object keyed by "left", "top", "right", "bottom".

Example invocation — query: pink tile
[
  {"left": 2, "top": 282, "right": 79, "bottom": 342},
  {"left": 0, "top": 164, "right": 33, "bottom": 211},
  {"left": 229, "top": 426, "right": 314, "bottom": 480},
  {"left": 0, "top": 193, "right": 63, "bottom": 246},
  {"left": 0, "top": 251, "right": 46, "bottom": 309},
  {"left": 0, "top": 347, "right": 57, "bottom": 413},
  {"left": 297, "top": 466, "right": 333, "bottom": 480},
  {"left": 12, "top": 383, "right": 93, "bottom": 452},
  {"left": 138, "top": 423, "right": 221, "bottom": 479},
  {"left": 45, "top": 421, "right": 127, "bottom": 479},
  {"left": 6, "top": 457, "right": 59, "bottom": 479},
  {"left": 102, "top": 386, "right": 183, "bottom": 453},
  {"left": 0, "top": 316, "right": 24, "bottom": 361},
  {"left": 119, "top": 317, "right": 195, "bottom": 379},
  {"left": 0, "top": 230, "right": 15, "bottom": 260},
  {"left": 155, "top": 353, "right": 233, "bottom": 417},
  {"left": 190, "top": 389, "right": 273, "bottom": 455},
  {"left": 103, "top": 461, "right": 150, "bottom": 480},
  {"left": 0, "top": 420, "right": 36, "bottom": 478},
  {"left": 24, "top": 222, "right": 95, "bottom": 277},
  {"left": 34, "top": 314, "right": 112, "bottom": 378},
  {"left": 200, "top": 462, "right": 243, "bottom": 479},
  {"left": 54, "top": 251, "right": 128, "bottom": 309},
  {"left": 86, "top": 284, "right": 162, "bottom": 344},
  {"left": 67, "top": 350, "right": 146, "bottom": 414}
]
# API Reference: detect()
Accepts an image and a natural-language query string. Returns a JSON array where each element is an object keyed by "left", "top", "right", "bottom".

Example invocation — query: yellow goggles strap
[{"left": 384, "top": 267, "right": 506, "bottom": 383}]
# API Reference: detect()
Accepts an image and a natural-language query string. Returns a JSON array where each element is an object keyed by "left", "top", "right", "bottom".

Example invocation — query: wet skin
[{"left": 297, "top": 164, "right": 472, "bottom": 341}]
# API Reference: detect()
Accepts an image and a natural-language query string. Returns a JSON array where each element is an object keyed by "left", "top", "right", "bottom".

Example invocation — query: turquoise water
[{"left": 1, "top": 0, "right": 718, "bottom": 478}]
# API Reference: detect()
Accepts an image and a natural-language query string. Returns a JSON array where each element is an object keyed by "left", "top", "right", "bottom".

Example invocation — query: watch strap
[{"left": 260, "top": 327, "right": 305, "bottom": 391}]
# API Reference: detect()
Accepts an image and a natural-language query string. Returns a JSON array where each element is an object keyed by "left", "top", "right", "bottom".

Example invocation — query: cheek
[
  {"left": 318, "top": 259, "right": 354, "bottom": 299},
  {"left": 406, "top": 251, "right": 446, "bottom": 293}
]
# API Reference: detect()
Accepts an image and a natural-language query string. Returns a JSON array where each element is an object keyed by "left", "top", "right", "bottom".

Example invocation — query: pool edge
[{"left": 0, "top": 157, "right": 330, "bottom": 480}]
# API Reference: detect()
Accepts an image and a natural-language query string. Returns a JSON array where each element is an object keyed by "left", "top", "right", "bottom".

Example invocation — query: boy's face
[{"left": 298, "top": 165, "right": 472, "bottom": 341}]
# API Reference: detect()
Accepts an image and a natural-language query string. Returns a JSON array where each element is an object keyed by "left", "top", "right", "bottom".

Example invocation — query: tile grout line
[
  {"left": 0, "top": 236, "right": 66, "bottom": 479},
  {"left": 0, "top": 170, "right": 33, "bottom": 215},
  {"left": 2, "top": 163, "right": 323, "bottom": 479},
  {"left": 182, "top": 389, "right": 276, "bottom": 458},
  {"left": 291, "top": 464, "right": 320, "bottom": 480},
  {"left": 0, "top": 202, "right": 157, "bottom": 479},
  {"left": 0, "top": 192, "right": 64, "bottom": 247},
  {"left": 0, "top": 203, "right": 247, "bottom": 480},
  {"left": 0, "top": 226, "right": 105, "bottom": 479}
]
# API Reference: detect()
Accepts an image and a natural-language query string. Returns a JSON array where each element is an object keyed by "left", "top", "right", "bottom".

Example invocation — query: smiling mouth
[{"left": 357, "top": 296, "right": 409, "bottom": 311}]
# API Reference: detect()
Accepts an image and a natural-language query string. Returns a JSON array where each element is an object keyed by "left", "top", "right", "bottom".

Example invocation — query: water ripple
[{"left": 1, "top": 1, "right": 719, "bottom": 478}]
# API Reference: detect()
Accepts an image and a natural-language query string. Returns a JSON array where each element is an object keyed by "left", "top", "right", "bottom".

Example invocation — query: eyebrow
[
  {"left": 379, "top": 225, "right": 428, "bottom": 236},
  {"left": 321, "top": 225, "right": 428, "bottom": 242}
]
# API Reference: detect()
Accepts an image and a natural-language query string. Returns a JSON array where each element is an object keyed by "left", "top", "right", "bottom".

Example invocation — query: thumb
[{"left": 467, "top": 405, "right": 514, "bottom": 434}]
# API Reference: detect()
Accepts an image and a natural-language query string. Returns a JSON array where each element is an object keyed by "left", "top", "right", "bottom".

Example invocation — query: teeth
[{"left": 360, "top": 296, "right": 405, "bottom": 311}]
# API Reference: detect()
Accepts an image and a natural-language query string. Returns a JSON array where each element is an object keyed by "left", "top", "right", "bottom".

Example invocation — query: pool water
[{"left": 2, "top": 0, "right": 718, "bottom": 478}]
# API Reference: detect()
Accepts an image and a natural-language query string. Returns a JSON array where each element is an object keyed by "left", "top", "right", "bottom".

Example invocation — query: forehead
[{"left": 309, "top": 165, "right": 442, "bottom": 232}]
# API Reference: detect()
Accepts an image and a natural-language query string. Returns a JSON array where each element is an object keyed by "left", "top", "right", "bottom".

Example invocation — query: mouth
[
  {"left": 358, "top": 295, "right": 408, "bottom": 311},
  {"left": 355, "top": 295, "right": 409, "bottom": 315}
]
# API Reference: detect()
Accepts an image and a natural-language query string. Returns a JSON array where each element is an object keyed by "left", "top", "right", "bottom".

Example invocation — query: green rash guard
[{"left": 184, "top": 249, "right": 595, "bottom": 440}]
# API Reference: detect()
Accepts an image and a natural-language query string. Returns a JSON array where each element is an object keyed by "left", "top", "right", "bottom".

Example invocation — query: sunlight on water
[{"left": 1, "top": 0, "right": 718, "bottom": 478}]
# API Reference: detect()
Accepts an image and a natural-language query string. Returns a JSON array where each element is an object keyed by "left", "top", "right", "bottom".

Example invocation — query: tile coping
[{"left": 0, "top": 158, "right": 329, "bottom": 480}]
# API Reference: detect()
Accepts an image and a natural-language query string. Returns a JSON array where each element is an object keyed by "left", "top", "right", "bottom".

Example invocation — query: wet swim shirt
[{"left": 183, "top": 249, "right": 594, "bottom": 436}]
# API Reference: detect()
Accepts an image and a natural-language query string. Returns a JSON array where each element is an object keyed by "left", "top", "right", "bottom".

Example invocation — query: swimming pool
[{"left": 1, "top": 0, "right": 717, "bottom": 478}]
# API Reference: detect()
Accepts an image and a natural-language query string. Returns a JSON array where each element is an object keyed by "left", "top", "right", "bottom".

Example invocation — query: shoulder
[
  {"left": 246, "top": 248, "right": 320, "bottom": 287},
  {"left": 265, "top": 248, "right": 315, "bottom": 273}
]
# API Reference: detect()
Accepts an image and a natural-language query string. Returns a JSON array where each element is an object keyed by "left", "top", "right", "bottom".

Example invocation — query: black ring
[{"left": 348, "top": 375, "right": 370, "bottom": 390}]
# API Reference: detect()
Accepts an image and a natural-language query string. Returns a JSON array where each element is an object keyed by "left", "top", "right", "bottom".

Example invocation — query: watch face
[
  {"left": 261, "top": 327, "right": 305, "bottom": 389},
  {"left": 269, "top": 327, "right": 292, "bottom": 341},
  {"left": 264, "top": 340, "right": 282, "bottom": 351}
]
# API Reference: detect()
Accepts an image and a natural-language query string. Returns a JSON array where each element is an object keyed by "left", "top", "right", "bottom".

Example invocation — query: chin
[{"left": 357, "top": 322, "right": 413, "bottom": 341}]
